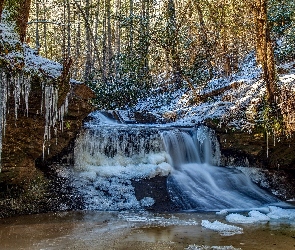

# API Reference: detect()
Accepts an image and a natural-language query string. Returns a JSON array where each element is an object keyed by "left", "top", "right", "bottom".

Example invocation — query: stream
[
  {"left": 0, "top": 210, "right": 295, "bottom": 250},
  {"left": 1, "top": 111, "right": 295, "bottom": 249}
]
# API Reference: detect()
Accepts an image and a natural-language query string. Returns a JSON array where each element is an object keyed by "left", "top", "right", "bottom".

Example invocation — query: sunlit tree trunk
[
  {"left": 106, "top": 0, "right": 113, "bottom": 76},
  {"left": 102, "top": 0, "right": 107, "bottom": 81},
  {"left": 42, "top": 0, "right": 48, "bottom": 57},
  {"left": 84, "top": 0, "right": 92, "bottom": 81},
  {"left": 66, "top": 0, "right": 71, "bottom": 58},
  {"left": 17, "top": 0, "right": 31, "bottom": 43},
  {"left": 0, "top": 0, "right": 5, "bottom": 22},
  {"left": 35, "top": 0, "right": 40, "bottom": 49},
  {"left": 254, "top": 0, "right": 277, "bottom": 104}
]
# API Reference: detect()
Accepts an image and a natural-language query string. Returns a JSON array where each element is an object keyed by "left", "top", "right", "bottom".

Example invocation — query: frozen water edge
[
  {"left": 185, "top": 245, "right": 242, "bottom": 250},
  {"left": 201, "top": 220, "right": 243, "bottom": 236},
  {"left": 1, "top": 210, "right": 295, "bottom": 250}
]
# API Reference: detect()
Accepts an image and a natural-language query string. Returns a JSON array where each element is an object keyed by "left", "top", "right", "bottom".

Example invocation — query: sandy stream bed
[{"left": 1, "top": 210, "right": 295, "bottom": 250}]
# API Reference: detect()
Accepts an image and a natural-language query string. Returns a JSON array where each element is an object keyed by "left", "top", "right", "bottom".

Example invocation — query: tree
[
  {"left": 6, "top": 0, "right": 32, "bottom": 42},
  {"left": 253, "top": 0, "right": 277, "bottom": 104},
  {"left": 166, "top": 0, "right": 182, "bottom": 87},
  {"left": 0, "top": 0, "right": 5, "bottom": 21}
]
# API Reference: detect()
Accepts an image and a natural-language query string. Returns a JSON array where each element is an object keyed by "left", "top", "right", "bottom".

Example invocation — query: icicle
[
  {"left": 43, "top": 82, "right": 59, "bottom": 143},
  {"left": 0, "top": 70, "right": 4, "bottom": 169},
  {"left": 42, "top": 142, "right": 45, "bottom": 160},
  {"left": 13, "top": 73, "right": 21, "bottom": 121},
  {"left": 266, "top": 132, "right": 269, "bottom": 158},
  {"left": 0, "top": 70, "right": 9, "bottom": 169},
  {"left": 42, "top": 81, "right": 70, "bottom": 158},
  {"left": 23, "top": 75, "right": 31, "bottom": 117}
]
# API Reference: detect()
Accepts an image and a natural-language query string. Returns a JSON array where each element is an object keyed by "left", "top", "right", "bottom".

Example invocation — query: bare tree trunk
[
  {"left": 253, "top": 0, "right": 277, "bottom": 104},
  {"left": 115, "top": 0, "right": 121, "bottom": 74},
  {"left": 17, "top": 0, "right": 31, "bottom": 43},
  {"left": 139, "top": 0, "right": 150, "bottom": 84},
  {"left": 0, "top": 0, "right": 5, "bottom": 22},
  {"left": 193, "top": 0, "right": 214, "bottom": 78},
  {"left": 93, "top": 0, "right": 100, "bottom": 70},
  {"left": 35, "top": 0, "right": 40, "bottom": 50},
  {"left": 84, "top": 0, "right": 92, "bottom": 82},
  {"left": 106, "top": 0, "right": 113, "bottom": 75},
  {"left": 67, "top": 0, "right": 71, "bottom": 58},
  {"left": 129, "top": 0, "right": 134, "bottom": 54},
  {"left": 220, "top": 1, "right": 231, "bottom": 77},
  {"left": 166, "top": 0, "right": 182, "bottom": 87},
  {"left": 102, "top": 0, "right": 107, "bottom": 81},
  {"left": 42, "top": 0, "right": 48, "bottom": 56}
]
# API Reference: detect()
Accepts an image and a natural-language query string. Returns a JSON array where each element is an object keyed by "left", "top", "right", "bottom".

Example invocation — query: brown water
[{"left": 0, "top": 211, "right": 295, "bottom": 250}]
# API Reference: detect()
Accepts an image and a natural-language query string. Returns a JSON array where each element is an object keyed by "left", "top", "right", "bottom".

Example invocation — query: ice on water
[{"left": 201, "top": 220, "right": 243, "bottom": 236}]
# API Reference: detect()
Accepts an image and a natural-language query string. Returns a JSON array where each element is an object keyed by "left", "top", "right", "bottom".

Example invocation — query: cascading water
[
  {"left": 162, "top": 128, "right": 278, "bottom": 211},
  {"left": 73, "top": 111, "right": 278, "bottom": 211}
]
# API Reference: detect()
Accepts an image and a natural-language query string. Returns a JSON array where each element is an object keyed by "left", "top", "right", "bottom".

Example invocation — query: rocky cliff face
[{"left": 0, "top": 80, "right": 94, "bottom": 217}]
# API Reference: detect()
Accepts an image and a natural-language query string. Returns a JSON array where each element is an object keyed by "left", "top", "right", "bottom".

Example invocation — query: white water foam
[
  {"left": 73, "top": 112, "right": 283, "bottom": 211},
  {"left": 162, "top": 129, "right": 278, "bottom": 211}
]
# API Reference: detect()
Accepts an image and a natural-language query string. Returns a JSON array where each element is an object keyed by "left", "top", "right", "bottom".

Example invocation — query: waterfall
[
  {"left": 161, "top": 127, "right": 278, "bottom": 211},
  {"left": 73, "top": 112, "right": 278, "bottom": 211}
]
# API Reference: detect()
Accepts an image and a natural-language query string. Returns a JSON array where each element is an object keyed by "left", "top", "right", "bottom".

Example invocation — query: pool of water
[{"left": 1, "top": 210, "right": 295, "bottom": 250}]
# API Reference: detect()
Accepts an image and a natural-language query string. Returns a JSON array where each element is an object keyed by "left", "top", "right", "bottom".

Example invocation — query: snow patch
[
  {"left": 201, "top": 220, "right": 243, "bottom": 236},
  {"left": 224, "top": 206, "right": 295, "bottom": 224},
  {"left": 185, "top": 245, "right": 242, "bottom": 250},
  {"left": 24, "top": 45, "right": 63, "bottom": 78},
  {"left": 119, "top": 213, "right": 198, "bottom": 226},
  {"left": 267, "top": 206, "right": 295, "bottom": 219},
  {"left": 226, "top": 210, "right": 269, "bottom": 224}
]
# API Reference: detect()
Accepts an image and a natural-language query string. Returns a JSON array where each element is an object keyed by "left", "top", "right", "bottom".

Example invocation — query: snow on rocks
[
  {"left": 134, "top": 53, "right": 265, "bottom": 131},
  {"left": 23, "top": 45, "right": 63, "bottom": 78},
  {"left": 134, "top": 52, "right": 295, "bottom": 133},
  {"left": 201, "top": 220, "right": 243, "bottom": 236},
  {"left": 226, "top": 210, "right": 270, "bottom": 224},
  {"left": 221, "top": 206, "right": 295, "bottom": 225},
  {"left": 0, "top": 15, "right": 70, "bottom": 166},
  {"left": 267, "top": 206, "right": 295, "bottom": 219}
]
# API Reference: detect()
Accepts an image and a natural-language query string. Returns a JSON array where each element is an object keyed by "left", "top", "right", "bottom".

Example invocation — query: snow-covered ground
[{"left": 134, "top": 53, "right": 295, "bottom": 132}]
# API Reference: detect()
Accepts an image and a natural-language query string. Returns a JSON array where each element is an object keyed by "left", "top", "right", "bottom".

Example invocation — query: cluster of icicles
[{"left": 0, "top": 69, "right": 69, "bottom": 169}]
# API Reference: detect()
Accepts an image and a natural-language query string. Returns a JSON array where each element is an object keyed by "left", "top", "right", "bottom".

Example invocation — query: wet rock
[{"left": 132, "top": 176, "right": 180, "bottom": 212}]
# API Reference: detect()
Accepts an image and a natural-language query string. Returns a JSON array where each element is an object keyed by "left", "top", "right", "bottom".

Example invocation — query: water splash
[
  {"left": 161, "top": 128, "right": 278, "bottom": 211},
  {"left": 73, "top": 112, "right": 278, "bottom": 211}
]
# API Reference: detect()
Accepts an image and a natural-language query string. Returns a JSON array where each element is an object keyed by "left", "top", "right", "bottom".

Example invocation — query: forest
[
  {"left": 22, "top": 0, "right": 295, "bottom": 132},
  {"left": 2, "top": 2, "right": 295, "bottom": 247},
  {"left": 0, "top": 0, "right": 294, "bottom": 112},
  {"left": 0, "top": 0, "right": 294, "bottom": 164}
]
